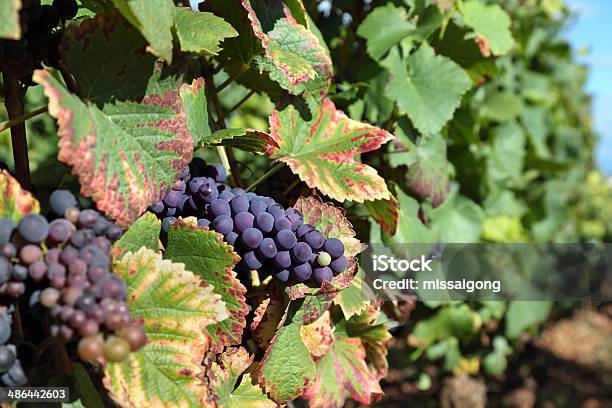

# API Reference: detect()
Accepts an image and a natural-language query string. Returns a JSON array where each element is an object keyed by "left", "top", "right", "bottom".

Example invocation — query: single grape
[
  {"left": 225, "top": 231, "right": 238, "bottom": 245},
  {"left": 241, "top": 228, "right": 263, "bottom": 249},
  {"left": 254, "top": 212, "right": 274, "bottom": 233},
  {"left": 304, "top": 231, "right": 325, "bottom": 250},
  {"left": 45, "top": 248, "right": 61, "bottom": 263},
  {"left": 292, "top": 262, "right": 312, "bottom": 282},
  {"left": 92, "top": 217, "right": 110, "bottom": 236},
  {"left": 60, "top": 246, "right": 80, "bottom": 265},
  {"left": 19, "top": 244, "right": 40, "bottom": 265},
  {"left": 291, "top": 242, "right": 312, "bottom": 263},
  {"left": 6, "top": 282, "right": 25, "bottom": 297},
  {"left": 211, "top": 215, "right": 233, "bottom": 235},
  {"left": 64, "top": 207, "right": 80, "bottom": 223},
  {"left": 329, "top": 255, "right": 348, "bottom": 274},
  {"left": 97, "top": 275, "right": 127, "bottom": 300},
  {"left": 296, "top": 224, "right": 314, "bottom": 238},
  {"left": 150, "top": 201, "right": 165, "bottom": 214},
  {"left": 1, "top": 244, "right": 16, "bottom": 259},
  {"left": 48, "top": 218, "right": 74, "bottom": 245},
  {"left": 10, "top": 265, "right": 28, "bottom": 281},
  {"left": 267, "top": 203, "right": 284, "bottom": 218},
  {"left": 78, "top": 320, "right": 99, "bottom": 337},
  {"left": 0, "top": 347, "right": 15, "bottom": 371},
  {"left": 106, "top": 224, "right": 123, "bottom": 241},
  {"left": 28, "top": 261, "right": 46, "bottom": 281},
  {"left": 62, "top": 287, "right": 83, "bottom": 306},
  {"left": 317, "top": 252, "right": 332, "bottom": 267},
  {"left": 230, "top": 195, "right": 249, "bottom": 214},
  {"left": 120, "top": 325, "right": 147, "bottom": 351},
  {"left": 0, "top": 219, "right": 16, "bottom": 245},
  {"left": 231, "top": 188, "right": 246, "bottom": 196},
  {"left": 162, "top": 190, "right": 184, "bottom": 208},
  {"left": 77, "top": 209, "right": 99, "bottom": 229},
  {"left": 246, "top": 192, "right": 256, "bottom": 200},
  {"left": 40, "top": 287, "right": 61, "bottom": 308},
  {"left": 218, "top": 191, "right": 234, "bottom": 202},
  {"left": 188, "top": 177, "right": 206, "bottom": 194},
  {"left": 234, "top": 212, "right": 254, "bottom": 233},
  {"left": 78, "top": 336, "right": 104, "bottom": 361},
  {"left": 49, "top": 190, "right": 78, "bottom": 216},
  {"left": 313, "top": 266, "right": 333, "bottom": 285},
  {"left": 274, "top": 269, "right": 290, "bottom": 282},
  {"left": 324, "top": 238, "right": 345, "bottom": 259},
  {"left": 275, "top": 229, "right": 297, "bottom": 250},
  {"left": 249, "top": 199, "right": 267, "bottom": 216},
  {"left": 210, "top": 199, "right": 231, "bottom": 217},
  {"left": 243, "top": 251, "right": 263, "bottom": 270},
  {"left": 274, "top": 216, "right": 292, "bottom": 232},
  {"left": 274, "top": 251, "right": 291, "bottom": 268},
  {"left": 258, "top": 238, "right": 277, "bottom": 259},
  {"left": 17, "top": 214, "right": 49, "bottom": 243},
  {"left": 198, "top": 181, "right": 219, "bottom": 202},
  {"left": 161, "top": 216, "right": 177, "bottom": 233},
  {"left": 287, "top": 213, "right": 303, "bottom": 231},
  {"left": 197, "top": 218, "right": 210, "bottom": 228}
]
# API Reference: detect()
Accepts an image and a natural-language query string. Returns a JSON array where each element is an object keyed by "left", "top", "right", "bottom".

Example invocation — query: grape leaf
[
  {"left": 164, "top": 220, "right": 247, "bottom": 354},
  {"left": 113, "top": 0, "right": 174, "bottom": 62},
  {"left": 196, "top": 128, "right": 278, "bottom": 154},
  {"left": 267, "top": 98, "right": 393, "bottom": 203},
  {"left": 505, "top": 301, "right": 552, "bottom": 339},
  {"left": 0, "top": 170, "right": 40, "bottom": 222},
  {"left": 405, "top": 133, "right": 450, "bottom": 207},
  {"left": 258, "top": 295, "right": 334, "bottom": 403},
  {"left": 0, "top": 0, "right": 21, "bottom": 40},
  {"left": 424, "top": 193, "right": 485, "bottom": 243},
  {"left": 173, "top": 8, "right": 238, "bottom": 55},
  {"left": 364, "top": 194, "right": 400, "bottom": 236},
  {"left": 334, "top": 268, "right": 369, "bottom": 319},
  {"left": 300, "top": 310, "right": 334, "bottom": 358},
  {"left": 461, "top": 0, "right": 514, "bottom": 56},
  {"left": 382, "top": 188, "right": 437, "bottom": 244},
  {"left": 112, "top": 212, "right": 160, "bottom": 259},
  {"left": 210, "top": 347, "right": 275, "bottom": 408},
  {"left": 105, "top": 248, "right": 227, "bottom": 407},
  {"left": 242, "top": 0, "right": 332, "bottom": 96},
  {"left": 288, "top": 195, "right": 366, "bottom": 299},
  {"left": 383, "top": 45, "right": 472, "bottom": 135},
  {"left": 356, "top": 4, "right": 415, "bottom": 61}
]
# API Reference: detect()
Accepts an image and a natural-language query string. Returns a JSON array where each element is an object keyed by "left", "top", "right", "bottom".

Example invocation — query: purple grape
[
  {"left": 210, "top": 199, "right": 231, "bottom": 217},
  {"left": 218, "top": 191, "right": 234, "bottom": 202},
  {"left": 274, "top": 251, "right": 291, "bottom": 268},
  {"left": 304, "top": 231, "right": 325, "bottom": 250},
  {"left": 275, "top": 229, "right": 297, "bottom": 250},
  {"left": 210, "top": 163, "right": 227, "bottom": 182},
  {"left": 59, "top": 246, "right": 78, "bottom": 265},
  {"left": 329, "top": 255, "right": 348, "bottom": 274},
  {"left": 211, "top": 215, "right": 233, "bottom": 235},
  {"left": 78, "top": 209, "right": 99, "bottom": 229},
  {"left": 197, "top": 218, "right": 210, "bottom": 228},
  {"left": 234, "top": 212, "right": 254, "bottom": 233},
  {"left": 255, "top": 212, "right": 274, "bottom": 233},
  {"left": 0, "top": 219, "right": 15, "bottom": 245},
  {"left": 226, "top": 232, "right": 238, "bottom": 245},
  {"left": 106, "top": 225, "right": 123, "bottom": 241},
  {"left": 49, "top": 190, "right": 78, "bottom": 216},
  {"left": 292, "top": 263, "right": 312, "bottom": 282},
  {"left": 324, "top": 238, "right": 345, "bottom": 259},
  {"left": 230, "top": 195, "right": 249, "bottom": 214},
  {"left": 162, "top": 190, "right": 185, "bottom": 208},
  {"left": 243, "top": 251, "right": 262, "bottom": 270},
  {"left": 258, "top": 238, "right": 277, "bottom": 259},
  {"left": 267, "top": 203, "right": 284, "bottom": 218},
  {"left": 249, "top": 199, "right": 267, "bottom": 216},
  {"left": 1, "top": 244, "right": 15, "bottom": 259},
  {"left": 198, "top": 181, "right": 219, "bottom": 202},
  {"left": 291, "top": 242, "right": 312, "bottom": 263},
  {"left": 10, "top": 265, "right": 27, "bottom": 281},
  {"left": 241, "top": 228, "right": 263, "bottom": 249},
  {"left": 313, "top": 266, "right": 333, "bottom": 285},
  {"left": 274, "top": 269, "right": 290, "bottom": 282},
  {"left": 93, "top": 217, "right": 110, "bottom": 235},
  {"left": 28, "top": 261, "right": 47, "bottom": 282},
  {"left": 274, "top": 216, "right": 292, "bottom": 232},
  {"left": 163, "top": 207, "right": 177, "bottom": 217},
  {"left": 161, "top": 217, "right": 177, "bottom": 233},
  {"left": 287, "top": 213, "right": 303, "bottom": 231},
  {"left": 172, "top": 180, "right": 186, "bottom": 193},
  {"left": 48, "top": 219, "right": 74, "bottom": 245},
  {"left": 150, "top": 201, "right": 164, "bottom": 214},
  {"left": 188, "top": 177, "right": 207, "bottom": 194},
  {"left": 246, "top": 192, "right": 256, "bottom": 200},
  {"left": 297, "top": 224, "right": 314, "bottom": 238},
  {"left": 17, "top": 214, "right": 49, "bottom": 243}
]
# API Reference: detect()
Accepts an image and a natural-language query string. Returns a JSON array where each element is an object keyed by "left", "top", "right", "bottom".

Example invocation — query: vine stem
[
  {"left": 0, "top": 106, "right": 48, "bottom": 134},
  {"left": 225, "top": 90, "right": 255, "bottom": 116},
  {"left": 213, "top": 66, "right": 248, "bottom": 95},
  {"left": 246, "top": 162, "right": 284, "bottom": 192},
  {"left": 2, "top": 73, "right": 32, "bottom": 191}
]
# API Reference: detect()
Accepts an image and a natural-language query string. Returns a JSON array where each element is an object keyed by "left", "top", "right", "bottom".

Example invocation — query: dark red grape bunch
[
  {"left": 0, "top": 190, "right": 146, "bottom": 363},
  {"left": 0, "top": 308, "right": 27, "bottom": 387},
  {"left": 150, "top": 158, "right": 348, "bottom": 286},
  {"left": 0, "top": 0, "right": 78, "bottom": 82}
]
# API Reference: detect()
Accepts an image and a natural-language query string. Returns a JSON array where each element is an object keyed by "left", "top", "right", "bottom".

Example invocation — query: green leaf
[
  {"left": 40, "top": 14, "right": 200, "bottom": 227},
  {"left": 383, "top": 45, "right": 472, "bottom": 135},
  {"left": 461, "top": 0, "right": 514, "bottom": 56},
  {"left": 210, "top": 347, "right": 275, "bottom": 408},
  {"left": 357, "top": 4, "right": 415, "bottom": 61},
  {"left": 113, "top": 0, "right": 174, "bottom": 62},
  {"left": 481, "top": 92, "right": 524, "bottom": 121},
  {"left": 164, "top": 220, "right": 247, "bottom": 354},
  {"left": 0, "top": 0, "right": 21, "bottom": 40},
  {"left": 112, "top": 212, "right": 160, "bottom": 259},
  {"left": 485, "top": 121, "right": 526, "bottom": 188},
  {"left": 405, "top": 132, "right": 450, "bottom": 207},
  {"left": 505, "top": 301, "right": 552, "bottom": 339},
  {"left": 173, "top": 8, "right": 238, "bottom": 55},
  {"left": 105, "top": 248, "right": 227, "bottom": 407},
  {"left": 364, "top": 194, "right": 400, "bottom": 236},
  {"left": 409, "top": 304, "right": 479, "bottom": 349},
  {"left": 334, "top": 268, "right": 369, "bottom": 319},
  {"left": 382, "top": 188, "right": 437, "bottom": 244},
  {"left": 0, "top": 170, "right": 40, "bottom": 222},
  {"left": 197, "top": 128, "right": 276, "bottom": 154},
  {"left": 258, "top": 295, "right": 333, "bottom": 403},
  {"left": 425, "top": 192, "right": 485, "bottom": 243},
  {"left": 267, "top": 97, "right": 393, "bottom": 202}
]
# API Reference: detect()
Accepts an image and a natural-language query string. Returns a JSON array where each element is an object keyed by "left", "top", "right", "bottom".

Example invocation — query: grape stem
[
  {"left": 2, "top": 73, "right": 32, "bottom": 191},
  {"left": 246, "top": 162, "right": 285, "bottom": 192},
  {"left": 213, "top": 66, "right": 248, "bottom": 95},
  {"left": 0, "top": 106, "right": 48, "bottom": 134},
  {"left": 225, "top": 90, "right": 256, "bottom": 116}
]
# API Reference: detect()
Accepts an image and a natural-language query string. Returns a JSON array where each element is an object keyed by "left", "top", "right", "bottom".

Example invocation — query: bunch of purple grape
[
  {"left": 0, "top": 0, "right": 78, "bottom": 81},
  {"left": 0, "top": 308, "right": 27, "bottom": 387},
  {"left": 0, "top": 190, "right": 146, "bottom": 363},
  {"left": 150, "top": 159, "right": 348, "bottom": 285}
]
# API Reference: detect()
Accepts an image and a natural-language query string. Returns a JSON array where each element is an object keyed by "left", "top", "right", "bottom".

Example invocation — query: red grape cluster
[
  {"left": 150, "top": 159, "right": 348, "bottom": 286},
  {"left": 0, "top": 190, "right": 146, "bottom": 363},
  {"left": 0, "top": 308, "right": 27, "bottom": 387},
  {"left": 0, "top": 0, "right": 78, "bottom": 82}
]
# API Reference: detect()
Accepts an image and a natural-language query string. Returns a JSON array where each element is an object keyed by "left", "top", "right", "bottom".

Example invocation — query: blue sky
[{"left": 566, "top": 0, "right": 612, "bottom": 173}]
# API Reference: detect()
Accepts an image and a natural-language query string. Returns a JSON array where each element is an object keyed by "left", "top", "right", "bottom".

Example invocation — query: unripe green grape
[{"left": 317, "top": 251, "right": 331, "bottom": 267}]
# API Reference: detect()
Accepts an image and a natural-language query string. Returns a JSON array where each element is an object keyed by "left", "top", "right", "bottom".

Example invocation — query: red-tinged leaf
[
  {"left": 258, "top": 295, "right": 334, "bottom": 403},
  {"left": 241, "top": 0, "right": 332, "bottom": 96},
  {"left": 267, "top": 97, "right": 393, "bottom": 202},
  {"left": 164, "top": 220, "right": 247, "bottom": 354},
  {"left": 364, "top": 194, "right": 400, "bottom": 235},
  {"left": 405, "top": 133, "right": 451, "bottom": 207},
  {"left": 0, "top": 170, "right": 40, "bottom": 222},
  {"left": 299, "top": 310, "right": 334, "bottom": 358},
  {"left": 251, "top": 281, "right": 287, "bottom": 349},
  {"left": 112, "top": 212, "right": 161, "bottom": 260}
]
